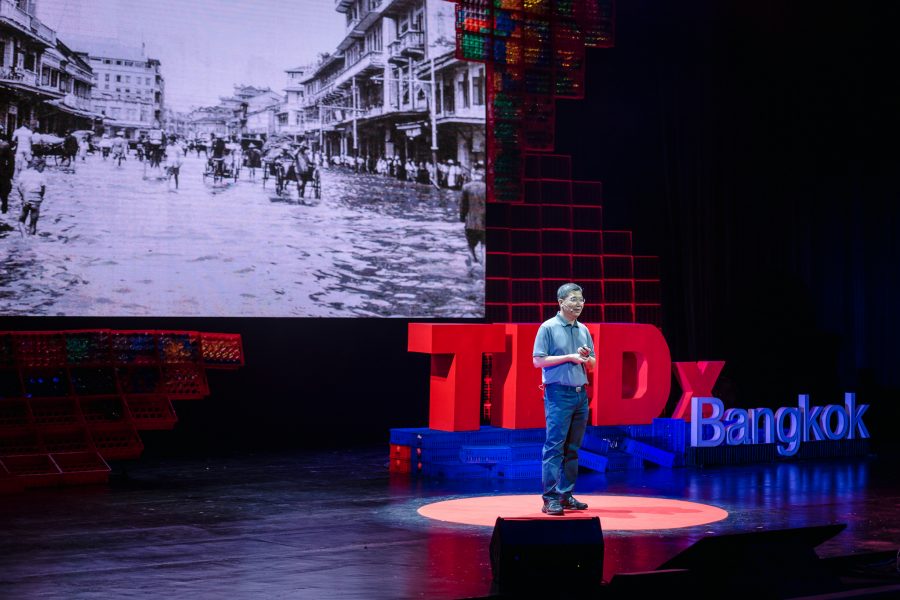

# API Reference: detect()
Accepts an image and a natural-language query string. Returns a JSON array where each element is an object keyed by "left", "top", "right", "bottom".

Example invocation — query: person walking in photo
[
  {"left": 12, "top": 120, "right": 34, "bottom": 176},
  {"left": 459, "top": 167, "right": 486, "bottom": 266},
  {"left": 0, "top": 129, "right": 14, "bottom": 215},
  {"left": 164, "top": 136, "right": 184, "bottom": 191},
  {"left": 17, "top": 157, "right": 47, "bottom": 236}
]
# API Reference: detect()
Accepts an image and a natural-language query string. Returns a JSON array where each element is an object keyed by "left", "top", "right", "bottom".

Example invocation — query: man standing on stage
[{"left": 533, "top": 283, "right": 596, "bottom": 515}]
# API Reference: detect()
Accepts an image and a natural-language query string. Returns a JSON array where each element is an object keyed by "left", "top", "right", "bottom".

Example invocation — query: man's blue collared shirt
[{"left": 533, "top": 312, "right": 595, "bottom": 386}]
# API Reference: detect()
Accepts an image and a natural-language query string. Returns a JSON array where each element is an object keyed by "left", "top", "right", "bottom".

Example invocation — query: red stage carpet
[{"left": 418, "top": 495, "right": 729, "bottom": 530}]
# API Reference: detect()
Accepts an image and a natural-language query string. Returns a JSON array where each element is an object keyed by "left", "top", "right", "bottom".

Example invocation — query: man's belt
[{"left": 545, "top": 383, "right": 587, "bottom": 392}]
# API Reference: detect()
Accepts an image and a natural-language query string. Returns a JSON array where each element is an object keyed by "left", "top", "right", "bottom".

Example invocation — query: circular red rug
[{"left": 418, "top": 495, "right": 729, "bottom": 530}]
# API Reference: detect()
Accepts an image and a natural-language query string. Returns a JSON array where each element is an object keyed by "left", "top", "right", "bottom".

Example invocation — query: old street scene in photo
[{"left": 0, "top": 0, "right": 486, "bottom": 317}]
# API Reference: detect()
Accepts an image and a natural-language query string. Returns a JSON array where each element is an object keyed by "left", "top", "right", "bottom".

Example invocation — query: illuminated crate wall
[
  {"left": 456, "top": 0, "right": 661, "bottom": 326},
  {"left": 0, "top": 330, "right": 243, "bottom": 491}
]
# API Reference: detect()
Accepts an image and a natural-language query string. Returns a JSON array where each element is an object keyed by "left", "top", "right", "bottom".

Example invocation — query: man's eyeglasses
[{"left": 563, "top": 297, "right": 586, "bottom": 305}]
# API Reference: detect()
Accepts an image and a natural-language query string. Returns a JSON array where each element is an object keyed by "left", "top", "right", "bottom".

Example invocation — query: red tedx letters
[{"left": 409, "top": 323, "right": 717, "bottom": 432}]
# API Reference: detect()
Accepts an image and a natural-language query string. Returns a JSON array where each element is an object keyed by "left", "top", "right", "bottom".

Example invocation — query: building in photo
[
  {"left": 0, "top": 0, "right": 62, "bottom": 133},
  {"left": 297, "top": 0, "right": 484, "bottom": 175},
  {"left": 76, "top": 40, "right": 164, "bottom": 139}
]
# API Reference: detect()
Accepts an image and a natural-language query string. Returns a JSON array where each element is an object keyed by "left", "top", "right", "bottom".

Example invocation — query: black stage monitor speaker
[
  {"left": 656, "top": 523, "right": 847, "bottom": 598},
  {"left": 489, "top": 516, "right": 604, "bottom": 595}
]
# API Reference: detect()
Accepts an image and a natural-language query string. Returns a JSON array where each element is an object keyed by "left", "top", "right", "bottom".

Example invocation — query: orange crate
[
  {"left": 123, "top": 396, "right": 177, "bottom": 430},
  {"left": 158, "top": 332, "right": 201, "bottom": 364},
  {"left": 0, "top": 453, "right": 62, "bottom": 488},
  {"left": 51, "top": 451, "right": 110, "bottom": 485},
  {"left": 88, "top": 423, "right": 144, "bottom": 461},
  {"left": 199, "top": 333, "right": 244, "bottom": 369}
]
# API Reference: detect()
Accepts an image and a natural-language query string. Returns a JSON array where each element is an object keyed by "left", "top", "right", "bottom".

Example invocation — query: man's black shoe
[
  {"left": 561, "top": 495, "right": 588, "bottom": 510},
  {"left": 541, "top": 499, "right": 565, "bottom": 515}
]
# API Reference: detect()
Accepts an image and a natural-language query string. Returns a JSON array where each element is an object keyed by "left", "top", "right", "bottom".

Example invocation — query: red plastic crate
[
  {"left": 51, "top": 451, "right": 110, "bottom": 485},
  {"left": 88, "top": 423, "right": 144, "bottom": 461},
  {"left": 12, "top": 332, "right": 67, "bottom": 367},
  {"left": 160, "top": 364, "right": 209, "bottom": 399},
  {"left": 541, "top": 205, "right": 572, "bottom": 228},
  {"left": 78, "top": 397, "right": 130, "bottom": 425},
  {"left": 486, "top": 252, "right": 511, "bottom": 278},
  {"left": 511, "top": 304, "right": 543, "bottom": 323},
  {"left": 541, "top": 230, "right": 572, "bottom": 254},
  {"left": 541, "top": 180, "right": 572, "bottom": 204},
  {"left": 602, "top": 256, "right": 634, "bottom": 278},
  {"left": 485, "top": 303, "right": 511, "bottom": 323},
  {"left": 40, "top": 426, "right": 93, "bottom": 453},
  {"left": 21, "top": 368, "right": 70, "bottom": 398},
  {"left": 604, "top": 280, "right": 634, "bottom": 303},
  {"left": 64, "top": 330, "right": 112, "bottom": 365},
  {"left": 0, "top": 460, "right": 24, "bottom": 494},
  {"left": 199, "top": 333, "right": 245, "bottom": 369},
  {"left": 0, "top": 428, "right": 43, "bottom": 456},
  {"left": 123, "top": 396, "right": 177, "bottom": 430},
  {"left": 389, "top": 457, "right": 412, "bottom": 474},
  {"left": 29, "top": 398, "right": 81, "bottom": 428},
  {"left": 0, "top": 399, "right": 31, "bottom": 429},
  {"left": 604, "top": 304, "right": 635, "bottom": 323},
  {"left": 0, "top": 453, "right": 62, "bottom": 488},
  {"left": 111, "top": 331, "right": 160, "bottom": 365},
  {"left": 486, "top": 278, "right": 511, "bottom": 303},
  {"left": 390, "top": 444, "right": 412, "bottom": 461},
  {"left": 0, "top": 334, "right": 14, "bottom": 367}
]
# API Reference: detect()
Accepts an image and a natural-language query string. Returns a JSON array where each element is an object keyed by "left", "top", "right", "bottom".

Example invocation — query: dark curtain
[{"left": 557, "top": 0, "right": 900, "bottom": 436}]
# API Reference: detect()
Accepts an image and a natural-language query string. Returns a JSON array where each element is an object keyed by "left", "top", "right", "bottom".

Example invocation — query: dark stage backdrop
[
  {"left": 556, "top": 0, "right": 900, "bottom": 444},
  {"left": 3, "top": 0, "right": 898, "bottom": 454}
]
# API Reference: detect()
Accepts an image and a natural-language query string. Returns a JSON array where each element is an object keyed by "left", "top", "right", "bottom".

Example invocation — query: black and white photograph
[{"left": 0, "top": 0, "right": 486, "bottom": 317}]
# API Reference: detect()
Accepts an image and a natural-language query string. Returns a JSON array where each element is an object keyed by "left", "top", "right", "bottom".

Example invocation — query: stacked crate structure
[{"left": 0, "top": 330, "right": 243, "bottom": 492}]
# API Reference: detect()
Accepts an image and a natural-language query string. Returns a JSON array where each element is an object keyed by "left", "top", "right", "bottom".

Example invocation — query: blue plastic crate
[
  {"left": 622, "top": 437, "right": 675, "bottom": 467},
  {"left": 579, "top": 449, "right": 609, "bottom": 472},
  {"left": 506, "top": 428, "right": 547, "bottom": 443},
  {"left": 419, "top": 427, "right": 508, "bottom": 448},
  {"left": 685, "top": 444, "right": 776, "bottom": 467},
  {"left": 460, "top": 445, "right": 513, "bottom": 464},
  {"left": 511, "top": 443, "right": 543, "bottom": 461},
  {"left": 491, "top": 460, "right": 542, "bottom": 479},
  {"left": 622, "top": 424, "right": 654, "bottom": 440},
  {"left": 389, "top": 427, "right": 431, "bottom": 447},
  {"left": 581, "top": 434, "right": 610, "bottom": 455},
  {"left": 421, "top": 461, "right": 493, "bottom": 479},
  {"left": 606, "top": 451, "right": 645, "bottom": 471},
  {"left": 652, "top": 418, "right": 688, "bottom": 453},
  {"left": 417, "top": 446, "right": 462, "bottom": 463}
]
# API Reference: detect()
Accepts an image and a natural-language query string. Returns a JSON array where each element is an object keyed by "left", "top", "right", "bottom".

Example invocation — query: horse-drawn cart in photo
[
  {"left": 261, "top": 144, "right": 321, "bottom": 200},
  {"left": 202, "top": 142, "right": 240, "bottom": 184},
  {"left": 31, "top": 133, "right": 78, "bottom": 169}
]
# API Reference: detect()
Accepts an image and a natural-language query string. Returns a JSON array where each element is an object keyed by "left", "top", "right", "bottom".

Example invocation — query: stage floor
[{"left": 1, "top": 447, "right": 898, "bottom": 599}]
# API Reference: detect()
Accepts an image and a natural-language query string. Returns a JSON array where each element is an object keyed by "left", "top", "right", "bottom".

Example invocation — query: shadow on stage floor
[{"left": 1, "top": 447, "right": 898, "bottom": 599}]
